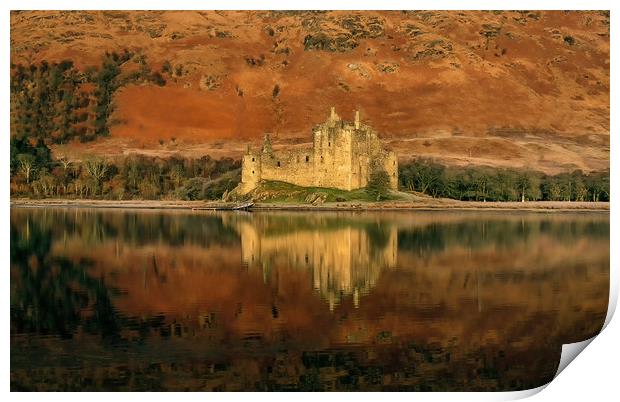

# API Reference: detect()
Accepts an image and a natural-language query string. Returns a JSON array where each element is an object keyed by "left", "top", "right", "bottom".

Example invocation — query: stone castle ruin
[{"left": 236, "top": 108, "right": 398, "bottom": 195}]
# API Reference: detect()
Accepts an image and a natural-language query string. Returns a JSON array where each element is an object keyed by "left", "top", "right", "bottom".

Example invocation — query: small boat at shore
[{"left": 192, "top": 201, "right": 254, "bottom": 211}]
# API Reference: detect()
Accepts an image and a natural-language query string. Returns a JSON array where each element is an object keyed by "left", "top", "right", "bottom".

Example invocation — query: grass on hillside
[{"left": 249, "top": 180, "right": 402, "bottom": 203}]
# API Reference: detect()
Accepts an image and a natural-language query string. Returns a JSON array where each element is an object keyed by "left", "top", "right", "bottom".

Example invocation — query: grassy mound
[{"left": 246, "top": 180, "right": 401, "bottom": 204}]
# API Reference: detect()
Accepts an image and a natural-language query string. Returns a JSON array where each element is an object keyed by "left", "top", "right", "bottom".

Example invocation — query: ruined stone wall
[{"left": 259, "top": 148, "right": 316, "bottom": 187}]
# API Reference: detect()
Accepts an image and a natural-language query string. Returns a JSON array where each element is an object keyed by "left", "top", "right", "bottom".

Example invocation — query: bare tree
[
  {"left": 59, "top": 155, "right": 72, "bottom": 172},
  {"left": 83, "top": 157, "right": 109, "bottom": 195},
  {"left": 34, "top": 172, "right": 56, "bottom": 197},
  {"left": 17, "top": 153, "right": 36, "bottom": 184}
]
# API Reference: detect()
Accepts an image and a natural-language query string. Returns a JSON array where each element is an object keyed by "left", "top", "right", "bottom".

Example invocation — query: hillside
[{"left": 10, "top": 10, "right": 610, "bottom": 173}]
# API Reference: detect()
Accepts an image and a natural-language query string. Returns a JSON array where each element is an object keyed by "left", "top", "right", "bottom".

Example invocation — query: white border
[
  {"left": 3, "top": 1, "right": 617, "bottom": 400},
  {"left": 1, "top": 1, "right": 618, "bottom": 11}
]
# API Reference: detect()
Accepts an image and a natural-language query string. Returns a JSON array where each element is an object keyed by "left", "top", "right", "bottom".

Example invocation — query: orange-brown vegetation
[{"left": 11, "top": 10, "right": 609, "bottom": 173}]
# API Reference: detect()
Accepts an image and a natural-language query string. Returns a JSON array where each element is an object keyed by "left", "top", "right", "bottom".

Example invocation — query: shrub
[
  {"left": 176, "top": 177, "right": 206, "bottom": 200},
  {"left": 564, "top": 35, "right": 575, "bottom": 45},
  {"left": 366, "top": 169, "right": 391, "bottom": 200}
]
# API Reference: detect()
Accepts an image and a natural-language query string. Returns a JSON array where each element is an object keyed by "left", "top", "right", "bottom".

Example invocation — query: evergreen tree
[{"left": 366, "top": 169, "right": 391, "bottom": 200}]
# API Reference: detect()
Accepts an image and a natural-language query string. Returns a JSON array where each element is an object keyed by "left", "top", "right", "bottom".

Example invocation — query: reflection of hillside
[
  {"left": 10, "top": 208, "right": 610, "bottom": 391},
  {"left": 228, "top": 214, "right": 397, "bottom": 309}
]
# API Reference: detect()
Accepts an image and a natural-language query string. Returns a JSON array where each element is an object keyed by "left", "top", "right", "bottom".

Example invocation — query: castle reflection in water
[
  {"left": 10, "top": 208, "right": 610, "bottom": 391},
  {"left": 225, "top": 213, "right": 398, "bottom": 310}
]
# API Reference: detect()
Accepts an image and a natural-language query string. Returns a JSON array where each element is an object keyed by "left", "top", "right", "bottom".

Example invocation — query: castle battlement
[{"left": 237, "top": 108, "right": 398, "bottom": 194}]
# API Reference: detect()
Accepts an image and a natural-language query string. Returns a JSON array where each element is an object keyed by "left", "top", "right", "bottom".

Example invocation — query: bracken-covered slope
[{"left": 10, "top": 10, "right": 610, "bottom": 173}]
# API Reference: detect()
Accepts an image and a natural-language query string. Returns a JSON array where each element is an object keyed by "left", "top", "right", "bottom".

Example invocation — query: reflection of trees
[
  {"left": 398, "top": 224, "right": 445, "bottom": 256},
  {"left": 365, "top": 222, "right": 390, "bottom": 251},
  {"left": 10, "top": 216, "right": 120, "bottom": 339},
  {"left": 10, "top": 208, "right": 240, "bottom": 248},
  {"left": 116, "top": 212, "right": 239, "bottom": 247},
  {"left": 10, "top": 208, "right": 242, "bottom": 342},
  {"left": 10, "top": 209, "right": 609, "bottom": 391},
  {"left": 398, "top": 218, "right": 609, "bottom": 256}
]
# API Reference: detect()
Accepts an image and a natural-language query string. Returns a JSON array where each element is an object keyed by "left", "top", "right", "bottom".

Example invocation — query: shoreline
[{"left": 10, "top": 198, "right": 610, "bottom": 212}]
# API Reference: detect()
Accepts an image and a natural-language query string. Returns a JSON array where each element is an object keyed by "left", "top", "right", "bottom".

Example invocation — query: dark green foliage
[
  {"left": 161, "top": 60, "right": 172, "bottom": 74},
  {"left": 10, "top": 137, "right": 52, "bottom": 180},
  {"left": 93, "top": 55, "right": 121, "bottom": 137},
  {"left": 150, "top": 71, "right": 166, "bottom": 86},
  {"left": 176, "top": 166, "right": 241, "bottom": 201},
  {"left": 10, "top": 50, "right": 165, "bottom": 145},
  {"left": 366, "top": 169, "right": 391, "bottom": 200},
  {"left": 10, "top": 149, "right": 241, "bottom": 201},
  {"left": 176, "top": 177, "right": 208, "bottom": 200},
  {"left": 399, "top": 159, "right": 609, "bottom": 202},
  {"left": 203, "top": 170, "right": 242, "bottom": 200},
  {"left": 399, "top": 160, "right": 445, "bottom": 197},
  {"left": 10, "top": 60, "right": 88, "bottom": 143},
  {"left": 92, "top": 50, "right": 136, "bottom": 137}
]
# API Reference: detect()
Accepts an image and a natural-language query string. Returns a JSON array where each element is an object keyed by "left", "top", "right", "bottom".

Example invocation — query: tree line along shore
[
  {"left": 10, "top": 141, "right": 609, "bottom": 206},
  {"left": 10, "top": 57, "right": 609, "bottom": 206}
]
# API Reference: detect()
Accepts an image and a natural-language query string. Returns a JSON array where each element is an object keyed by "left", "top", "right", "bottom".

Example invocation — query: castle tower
[
  {"left": 262, "top": 133, "right": 273, "bottom": 155},
  {"left": 354, "top": 110, "right": 360, "bottom": 129},
  {"left": 329, "top": 106, "right": 340, "bottom": 122}
]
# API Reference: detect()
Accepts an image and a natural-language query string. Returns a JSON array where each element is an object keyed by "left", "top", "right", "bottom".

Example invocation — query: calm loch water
[{"left": 10, "top": 208, "right": 609, "bottom": 391}]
